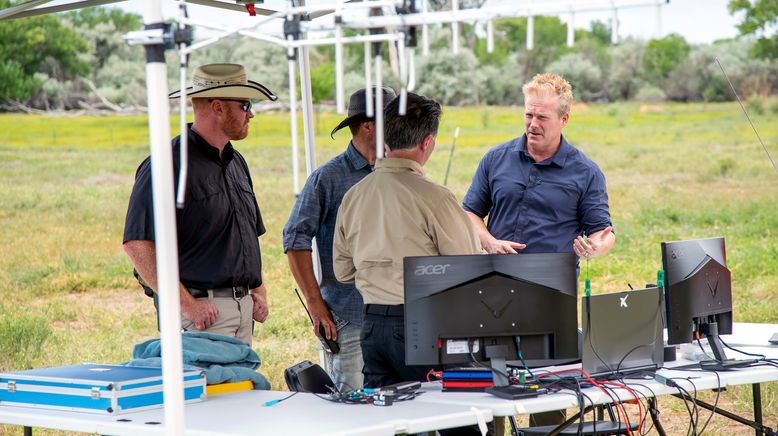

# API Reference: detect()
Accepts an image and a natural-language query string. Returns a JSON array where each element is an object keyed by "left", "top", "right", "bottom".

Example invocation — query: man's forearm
[
  {"left": 287, "top": 250, "right": 324, "bottom": 304},
  {"left": 124, "top": 240, "right": 159, "bottom": 291},
  {"left": 466, "top": 211, "right": 493, "bottom": 248},
  {"left": 123, "top": 240, "right": 193, "bottom": 303}
]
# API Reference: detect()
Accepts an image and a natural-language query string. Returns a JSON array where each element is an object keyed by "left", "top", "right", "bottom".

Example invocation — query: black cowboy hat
[{"left": 330, "top": 86, "right": 397, "bottom": 138}]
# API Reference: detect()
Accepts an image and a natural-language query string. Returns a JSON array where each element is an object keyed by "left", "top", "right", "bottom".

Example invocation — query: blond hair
[{"left": 522, "top": 73, "right": 573, "bottom": 117}]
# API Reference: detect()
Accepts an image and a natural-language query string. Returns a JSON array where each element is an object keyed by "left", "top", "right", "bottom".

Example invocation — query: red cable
[
  {"left": 536, "top": 368, "right": 633, "bottom": 436},
  {"left": 601, "top": 380, "right": 643, "bottom": 434}
]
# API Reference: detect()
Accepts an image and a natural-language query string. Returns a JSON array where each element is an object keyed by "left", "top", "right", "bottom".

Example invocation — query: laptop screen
[{"left": 582, "top": 287, "right": 665, "bottom": 377}]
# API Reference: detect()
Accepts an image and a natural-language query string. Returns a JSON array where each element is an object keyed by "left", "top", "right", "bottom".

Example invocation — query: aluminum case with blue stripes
[{"left": 0, "top": 364, "right": 206, "bottom": 414}]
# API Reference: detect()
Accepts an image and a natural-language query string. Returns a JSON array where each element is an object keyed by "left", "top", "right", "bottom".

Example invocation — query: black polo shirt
[{"left": 123, "top": 125, "right": 265, "bottom": 290}]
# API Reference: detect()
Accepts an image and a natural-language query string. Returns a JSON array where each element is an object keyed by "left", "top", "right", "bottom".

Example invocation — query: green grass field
[{"left": 0, "top": 102, "right": 776, "bottom": 434}]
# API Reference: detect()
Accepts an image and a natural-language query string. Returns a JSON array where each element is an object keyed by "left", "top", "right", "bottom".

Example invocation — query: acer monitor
[
  {"left": 404, "top": 253, "right": 579, "bottom": 382},
  {"left": 662, "top": 237, "right": 734, "bottom": 362}
]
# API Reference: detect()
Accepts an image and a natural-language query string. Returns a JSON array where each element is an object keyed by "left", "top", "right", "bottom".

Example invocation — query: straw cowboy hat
[
  {"left": 330, "top": 86, "right": 397, "bottom": 138},
  {"left": 168, "top": 63, "right": 277, "bottom": 101}
]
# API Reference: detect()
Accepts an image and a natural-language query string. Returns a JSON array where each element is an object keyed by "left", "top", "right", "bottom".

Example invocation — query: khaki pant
[{"left": 180, "top": 291, "right": 254, "bottom": 345}]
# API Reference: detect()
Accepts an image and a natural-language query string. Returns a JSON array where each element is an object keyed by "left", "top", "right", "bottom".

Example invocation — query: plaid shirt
[{"left": 282, "top": 143, "right": 370, "bottom": 325}]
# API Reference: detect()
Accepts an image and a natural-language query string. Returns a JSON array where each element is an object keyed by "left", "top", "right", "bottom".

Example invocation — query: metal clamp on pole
[{"left": 124, "top": 22, "right": 193, "bottom": 51}]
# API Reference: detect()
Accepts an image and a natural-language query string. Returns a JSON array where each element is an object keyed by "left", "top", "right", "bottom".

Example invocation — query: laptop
[{"left": 582, "top": 287, "right": 665, "bottom": 378}]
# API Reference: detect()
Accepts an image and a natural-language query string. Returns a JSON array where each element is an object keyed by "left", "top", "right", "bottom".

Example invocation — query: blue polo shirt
[
  {"left": 462, "top": 134, "right": 612, "bottom": 253},
  {"left": 283, "top": 143, "right": 369, "bottom": 325}
]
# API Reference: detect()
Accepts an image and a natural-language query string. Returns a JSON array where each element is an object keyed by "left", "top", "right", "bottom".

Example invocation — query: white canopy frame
[{"left": 0, "top": 1, "right": 668, "bottom": 434}]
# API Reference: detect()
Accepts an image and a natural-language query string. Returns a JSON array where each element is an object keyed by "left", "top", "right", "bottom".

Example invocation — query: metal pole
[
  {"left": 567, "top": 9, "right": 575, "bottom": 47},
  {"left": 422, "top": 0, "right": 429, "bottom": 56},
  {"left": 655, "top": 1, "right": 662, "bottom": 39},
  {"left": 374, "top": 52, "right": 384, "bottom": 160},
  {"left": 486, "top": 20, "right": 494, "bottom": 53},
  {"left": 176, "top": 1, "right": 188, "bottom": 209},
  {"left": 287, "top": 47, "right": 300, "bottom": 195},
  {"left": 298, "top": 45, "right": 316, "bottom": 176},
  {"left": 611, "top": 6, "right": 619, "bottom": 44},
  {"left": 527, "top": 15, "right": 534, "bottom": 50},
  {"left": 451, "top": 0, "right": 459, "bottom": 55},
  {"left": 364, "top": 40, "right": 373, "bottom": 118},
  {"left": 397, "top": 35, "right": 407, "bottom": 115},
  {"left": 334, "top": 0, "right": 345, "bottom": 114},
  {"left": 143, "top": 1, "right": 185, "bottom": 434}
]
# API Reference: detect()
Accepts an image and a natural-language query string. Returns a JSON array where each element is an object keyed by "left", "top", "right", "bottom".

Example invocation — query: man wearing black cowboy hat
[
  {"left": 123, "top": 63, "right": 276, "bottom": 349},
  {"left": 283, "top": 86, "right": 396, "bottom": 392}
]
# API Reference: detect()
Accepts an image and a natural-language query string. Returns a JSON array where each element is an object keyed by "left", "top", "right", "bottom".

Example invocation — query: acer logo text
[{"left": 415, "top": 264, "right": 451, "bottom": 275}]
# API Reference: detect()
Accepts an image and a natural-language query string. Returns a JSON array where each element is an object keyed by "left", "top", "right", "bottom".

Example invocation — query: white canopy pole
[
  {"left": 176, "top": 1, "right": 188, "bottom": 209},
  {"left": 364, "top": 39, "right": 373, "bottom": 118},
  {"left": 143, "top": 1, "right": 185, "bottom": 434},
  {"left": 299, "top": 45, "right": 317, "bottom": 176},
  {"left": 527, "top": 14, "right": 534, "bottom": 50},
  {"left": 374, "top": 50, "right": 384, "bottom": 160},
  {"left": 287, "top": 42, "right": 300, "bottom": 195},
  {"left": 334, "top": 0, "right": 345, "bottom": 115},
  {"left": 451, "top": 0, "right": 459, "bottom": 55},
  {"left": 486, "top": 19, "right": 494, "bottom": 53},
  {"left": 611, "top": 5, "right": 619, "bottom": 44},
  {"left": 567, "top": 9, "right": 575, "bottom": 47},
  {"left": 421, "top": 0, "right": 429, "bottom": 56}
]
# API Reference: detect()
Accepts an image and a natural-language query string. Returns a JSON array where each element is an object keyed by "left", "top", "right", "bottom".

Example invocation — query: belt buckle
[{"left": 232, "top": 286, "right": 241, "bottom": 300}]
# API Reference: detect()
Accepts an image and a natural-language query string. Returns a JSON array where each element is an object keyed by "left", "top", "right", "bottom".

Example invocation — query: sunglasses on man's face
[{"left": 211, "top": 98, "right": 252, "bottom": 113}]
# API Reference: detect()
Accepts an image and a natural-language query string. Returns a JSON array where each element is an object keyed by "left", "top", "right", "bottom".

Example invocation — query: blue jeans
[{"left": 322, "top": 314, "right": 363, "bottom": 392}]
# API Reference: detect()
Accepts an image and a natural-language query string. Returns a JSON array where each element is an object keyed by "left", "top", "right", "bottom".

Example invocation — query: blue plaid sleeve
[{"left": 282, "top": 170, "right": 327, "bottom": 252}]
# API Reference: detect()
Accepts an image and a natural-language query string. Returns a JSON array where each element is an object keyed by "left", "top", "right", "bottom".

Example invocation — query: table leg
[
  {"left": 494, "top": 416, "right": 504, "bottom": 435},
  {"left": 753, "top": 383, "right": 763, "bottom": 436},
  {"left": 648, "top": 397, "right": 667, "bottom": 436}
]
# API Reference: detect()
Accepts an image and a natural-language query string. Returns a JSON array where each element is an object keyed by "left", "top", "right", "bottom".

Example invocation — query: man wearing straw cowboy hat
[
  {"left": 123, "top": 63, "right": 276, "bottom": 346},
  {"left": 283, "top": 86, "right": 396, "bottom": 392}
]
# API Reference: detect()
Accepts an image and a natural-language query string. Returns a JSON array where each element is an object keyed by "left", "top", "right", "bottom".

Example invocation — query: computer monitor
[
  {"left": 404, "top": 253, "right": 579, "bottom": 383},
  {"left": 661, "top": 236, "right": 734, "bottom": 362}
]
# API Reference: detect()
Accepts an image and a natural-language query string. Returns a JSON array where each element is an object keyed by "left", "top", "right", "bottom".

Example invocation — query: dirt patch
[{"left": 639, "top": 105, "right": 664, "bottom": 113}]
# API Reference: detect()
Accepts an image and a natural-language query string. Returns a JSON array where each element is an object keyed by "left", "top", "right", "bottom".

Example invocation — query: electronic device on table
[
  {"left": 582, "top": 287, "right": 664, "bottom": 378},
  {"left": 441, "top": 367, "right": 494, "bottom": 391},
  {"left": 404, "top": 253, "right": 580, "bottom": 387},
  {"left": 662, "top": 237, "right": 756, "bottom": 370}
]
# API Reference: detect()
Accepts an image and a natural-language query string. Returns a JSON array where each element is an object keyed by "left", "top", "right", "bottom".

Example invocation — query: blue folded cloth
[{"left": 124, "top": 332, "right": 270, "bottom": 390}]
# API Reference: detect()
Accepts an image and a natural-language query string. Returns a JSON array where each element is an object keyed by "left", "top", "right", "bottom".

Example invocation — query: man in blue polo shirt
[
  {"left": 463, "top": 73, "right": 614, "bottom": 260},
  {"left": 283, "top": 87, "right": 396, "bottom": 392}
]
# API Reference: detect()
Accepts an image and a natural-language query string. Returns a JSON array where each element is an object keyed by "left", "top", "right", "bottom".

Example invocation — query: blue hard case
[{"left": 0, "top": 364, "right": 206, "bottom": 414}]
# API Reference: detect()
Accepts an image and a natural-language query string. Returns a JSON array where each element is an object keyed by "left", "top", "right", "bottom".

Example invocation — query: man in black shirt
[{"left": 123, "top": 63, "right": 276, "bottom": 345}]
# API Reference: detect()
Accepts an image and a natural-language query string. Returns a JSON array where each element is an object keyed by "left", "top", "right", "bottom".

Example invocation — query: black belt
[
  {"left": 188, "top": 286, "right": 250, "bottom": 299},
  {"left": 364, "top": 304, "right": 404, "bottom": 316}
]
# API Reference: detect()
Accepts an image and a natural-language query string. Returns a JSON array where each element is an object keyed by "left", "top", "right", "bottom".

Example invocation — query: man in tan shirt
[{"left": 334, "top": 93, "right": 481, "bottom": 388}]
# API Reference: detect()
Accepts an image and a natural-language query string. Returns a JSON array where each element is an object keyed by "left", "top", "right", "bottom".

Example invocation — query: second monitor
[{"left": 404, "top": 253, "right": 579, "bottom": 369}]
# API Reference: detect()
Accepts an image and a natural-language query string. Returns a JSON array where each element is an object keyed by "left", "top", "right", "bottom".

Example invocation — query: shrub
[
  {"left": 745, "top": 94, "right": 765, "bottom": 115},
  {"left": 546, "top": 53, "right": 603, "bottom": 102},
  {"left": 635, "top": 84, "right": 667, "bottom": 102},
  {"left": 0, "top": 309, "right": 52, "bottom": 370}
]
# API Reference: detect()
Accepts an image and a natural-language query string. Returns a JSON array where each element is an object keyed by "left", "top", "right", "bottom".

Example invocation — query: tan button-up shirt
[{"left": 334, "top": 157, "right": 482, "bottom": 305}]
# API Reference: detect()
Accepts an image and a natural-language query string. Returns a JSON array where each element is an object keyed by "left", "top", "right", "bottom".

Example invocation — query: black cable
[
  {"left": 672, "top": 382, "right": 698, "bottom": 436},
  {"left": 685, "top": 377, "right": 701, "bottom": 435},
  {"left": 686, "top": 368, "right": 722, "bottom": 435},
  {"left": 621, "top": 381, "right": 659, "bottom": 435},
  {"left": 602, "top": 383, "right": 633, "bottom": 433},
  {"left": 719, "top": 337, "right": 767, "bottom": 359}
]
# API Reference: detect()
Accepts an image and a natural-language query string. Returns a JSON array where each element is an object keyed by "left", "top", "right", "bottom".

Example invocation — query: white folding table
[{"left": 0, "top": 389, "right": 493, "bottom": 435}]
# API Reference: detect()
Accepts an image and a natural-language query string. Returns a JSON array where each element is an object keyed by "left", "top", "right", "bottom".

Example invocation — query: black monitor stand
[
  {"left": 698, "top": 321, "right": 757, "bottom": 371},
  {"left": 485, "top": 345, "right": 510, "bottom": 387}
]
